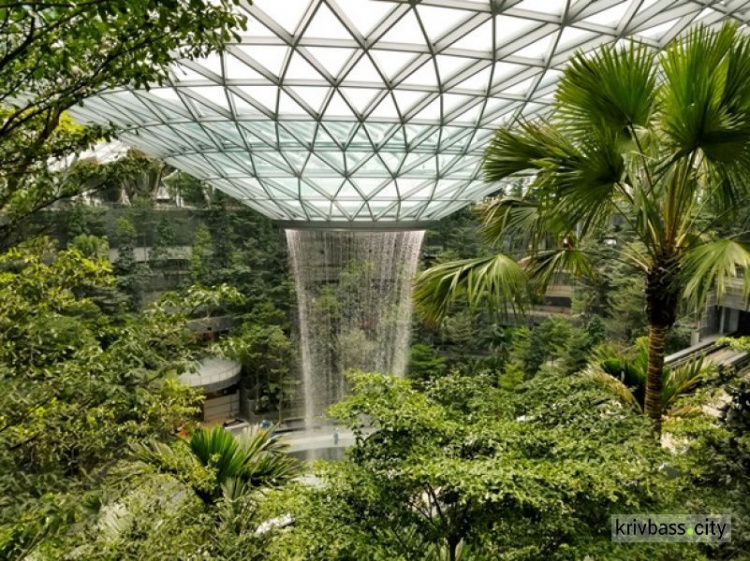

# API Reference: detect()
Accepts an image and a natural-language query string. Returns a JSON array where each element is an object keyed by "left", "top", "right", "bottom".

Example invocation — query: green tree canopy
[
  {"left": 0, "top": 0, "right": 245, "bottom": 246},
  {"left": 268, "top": 370, "right": 698, "bottom": 560}
]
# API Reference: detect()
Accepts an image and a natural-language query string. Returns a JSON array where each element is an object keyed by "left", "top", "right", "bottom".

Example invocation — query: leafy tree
[
  {"left": 415, "top": 24, "right": 750, "bottom": 431},
  {"left": 0, "top": 0, "right": 245, "bottom": 246},
  {"left": 113, "top": 215, "right": 148, "bottom": 310},
  {"left": 190, "top": 221, "right": 214, "bottom": 283},
  {"left": 149, "top": 214, "right": 176, "bottom": 270},
  {"left": 164, "top": 170, "right": 210, "bottom": 208},
  {"left": 65, "top": 199, "right": 105, "bottom": 238},
  {"left": 0, "top": 240, "right": 204, "bottom": 557},
  {"left": 407, "top": 343, "right": 446, "bottom": 384},
  {"left": 69, "top": 232, "right": 109, "bottom": 260},
  {"left": 221, "top": 321, "right": 296, "bottom": 419},
  {"left": 269, "top": 370, "right": 696, "bottom": 560}
]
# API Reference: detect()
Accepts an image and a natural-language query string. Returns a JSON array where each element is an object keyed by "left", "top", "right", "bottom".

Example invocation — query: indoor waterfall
[{"left": 285, "top": 229, "right": 425, "bottom": 425}]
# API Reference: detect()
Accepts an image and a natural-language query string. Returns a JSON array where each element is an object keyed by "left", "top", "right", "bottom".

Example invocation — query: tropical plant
[
  {"left": 266, "top": 370, "right": 698, "bottom": 561},
  {"left": 415, "top": 23, "right": 750, "bottom": 431},
  {"left": 133, "top": 425, "right": 298, "bottom": 506},
  {"left": 0, "top": 240, "right": 204, "bottom": 557},
  {"left": 583, "top": 339, "right": 713, "bottom": 415}
]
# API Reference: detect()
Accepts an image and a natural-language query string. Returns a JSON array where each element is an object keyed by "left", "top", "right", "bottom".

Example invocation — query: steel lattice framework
[{"left": 71, "top": 0, "right": 750, "bottom": 223}]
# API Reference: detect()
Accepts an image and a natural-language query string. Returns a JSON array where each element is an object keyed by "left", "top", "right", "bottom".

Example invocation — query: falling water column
[{"left": 285, "top": 229, "right": 425, "bottom": 426}]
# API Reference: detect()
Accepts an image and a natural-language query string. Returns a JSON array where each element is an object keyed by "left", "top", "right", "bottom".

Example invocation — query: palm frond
[
  {"left": 680, "top": 238, "right": 750, "bottom": 309},
  {"left": 660, "top": 22, "right": 750, "bottom": 196},
  {"left": 413, "top": 254, "right": 528, "bottom": 324},
  {"left": 523, "top": 245, "right": 595, "bottom": 295},
  {"left": 544, "top": 133, "right": 625, "bottom": 235},
  {"left": 556, "top": 41, "right": 657, "bottom": 135},
  {"left": 188, "top": 426, "right": 246, "bottom": 483},
  {"left": 483, "top": 119, "right": 576, "bottom": 182},
  {"left": 662, "top": 357, "right": 714, "bottom": 409},
  {"left": 479, "top": 197, "right": 543, "bottom": 245},
  {"left": 582, "top": 366, "right": 643, "bottom": 413}
]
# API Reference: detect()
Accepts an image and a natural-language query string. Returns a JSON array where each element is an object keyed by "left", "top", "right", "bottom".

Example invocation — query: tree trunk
[{"left": 644, "top": 323, "right": 669, "bottom": 434}]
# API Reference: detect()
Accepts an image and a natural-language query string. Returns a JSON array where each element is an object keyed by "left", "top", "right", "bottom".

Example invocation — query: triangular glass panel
[
  {"left": 247, "top": 45, "right": 290, "bottom": 76},
  {"left": 322, "top": 121, "right": 357, "bottom": 147},
  {"left": 513, "top": 0, "right": 567, "bottom": 17},
  {"left": 324, "top": 90, "right": 356, "bottom": 119},
  {"left": 416, "top": 5, "right": 469, "bottom": 44},
  {"left": 514, "top": 33, "right": 555, "bottom": 59},
  {"left": 450, "top": 18, "right": 494, "bottom": 52},
  {"left": 442, "top": 93, "right": 475, "bottom": 116},
  {"left": 288, "top": 86, "right": 331, "bottom": 114},
  {"left": 305, "top": 47, "right": 356, "bottom": 79},
  {"left": 224, "top": 53, "right": 265, "bottom": 81},
  {"left": 635, "top": 19, "right": 679, "bottom": 41},
  {"left": 411, "top": 97, "right": 442, "bottom": 122},
  {"left": 305, "top": 3, "right": 352, "bottom": 41},
  {"left": 452, "top": 65, "right": 493, "bottom": 92},
  {"left": 229, "top": 93, "right": 261, "bottom": 117},
  {"left": 236, "top": 85, "right": 278, "bottom": 111},
  {"left": 393, "top": 90, "right": 428, "bottom": 117},
  {"left": 344, "top": 55, "right": 382, "bottom": 84},
  {"left": 400, "top": 59, "right": 438, "bottom": 87},
  {"left": 501, "top": 75, "right": 537, "bottom": 97},
  {"left": 317, "top": 150, "right": 346, "bottom": 173},
  {"left": 337, "top": 181, "right": 364, "bottom": 200},
  {"left": 435, "top": 55, "right": 472, "bottom": 85},
  {"left": 278, "top": 91, "right": 309, "bottom": 116},
  {"left": 582, "top": 1, "right": 633, "bottom": 27},
  {"left": 172, "top": 63, "right": 211, "bottom": 83},
  {"left": 346, "top": 150, "right": 372, "bottom": 170},
  {"left": 379, "top": 10, "right": 425, "bottom": 45},
  {"left": 253, "top": 0, "right": 309, "bottom": 34},
  {"left": 368, "top": 95, "right": 399, "bottom": 119},
  {"left": 370, "top": 49, "right": 419, "bottom": 81},
  {"left": 189, "top": 86, "right": 230, "bottom": 112},
  {"left": 342, "top": 0, "right": 394, "bottom": 38},
  {"left": 340, "top": 87, "right": 381, "bottom": 115},
  {"left": 348, "top": 125, "right": 372, "bottom": 150},
  {"left": 557, "top": 26, "right": 600, "bottom": 52},
  {"left": 284, "top": 53, "right": 322, "bottom": 81},
  {"left": 494, "top": 15, "right": 541, "bottom": 48},
  {"left": 351, "top": 177, "right": 385, "bottom": 198}
]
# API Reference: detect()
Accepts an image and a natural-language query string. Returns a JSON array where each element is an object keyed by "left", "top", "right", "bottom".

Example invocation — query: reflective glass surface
[{"left": 71, "top": 0, "right": 749, "bottom": 222}]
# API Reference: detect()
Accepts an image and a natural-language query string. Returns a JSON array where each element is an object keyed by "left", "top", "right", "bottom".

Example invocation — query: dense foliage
[
  {"left": 264, "top": 370, "right": 721, "bottom": 561},
  {"left": 0, "top": 0, "right": 245, "bottom": 247},
  {"left": 0, "top": 241, "right": 205, "bottom": 557}
]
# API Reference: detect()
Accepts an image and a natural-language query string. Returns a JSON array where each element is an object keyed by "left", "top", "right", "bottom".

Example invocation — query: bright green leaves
[
  {"left": 0, "top": 0, "right": 247, "bottom": 247},
  {"left": 660, "top": 23, "right": 750, "bottom": 207},
  {"left": 556, "top": 42, "right": 657, "bottom": 136},
  {"left": 660, "top": 24, "right": 741, "bottom": 155},
  {"left": 681, "top": 238, "right": 750, "bottom": 309},
  {"left": 483, "top": 118, "right": 576, "bottom": 181},
  {"left": 413, "top": 254, "right": 528, "bottom": 324},
  {"left": 134, "top": 426, "right": 298, "bottom": 506}
]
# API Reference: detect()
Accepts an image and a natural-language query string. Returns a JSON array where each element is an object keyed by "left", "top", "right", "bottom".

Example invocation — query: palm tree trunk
[{"left": 644, "top": 324, "right": 669, "bottom": 434}]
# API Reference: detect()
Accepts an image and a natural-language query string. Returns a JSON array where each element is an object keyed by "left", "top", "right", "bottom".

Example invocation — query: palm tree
[
  {"left": 133, "top": 425, "right": 298, "bottom": 505},
  {"left": 583, "top": 339, "right": 712, "bottom": 415},
  {"left": 415, "top": 24, "right": 750, "bottom": 432}
]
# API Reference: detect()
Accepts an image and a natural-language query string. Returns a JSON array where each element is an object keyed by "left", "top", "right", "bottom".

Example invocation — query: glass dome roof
[{"left": 71, "top": 0, "right": 749, "bottom": 224}]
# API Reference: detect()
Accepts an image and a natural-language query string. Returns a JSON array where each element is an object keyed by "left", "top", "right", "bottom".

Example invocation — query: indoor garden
[{"left": 2, "top": 1, "right": 750, "bottom": 560}]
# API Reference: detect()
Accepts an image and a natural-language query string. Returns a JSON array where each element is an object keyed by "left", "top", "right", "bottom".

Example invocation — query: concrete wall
[{"left": 203, "top": 391, "right": 240, "bottom": 423}]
